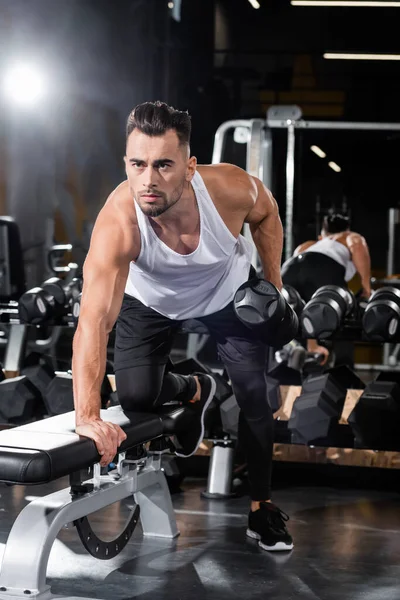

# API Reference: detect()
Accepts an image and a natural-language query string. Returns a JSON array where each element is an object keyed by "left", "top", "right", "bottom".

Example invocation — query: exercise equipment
[
  {"left": 0, "top": 404, "right": 195, "bottom": 600},
  {"left": 18, "top": 276, "right": 82, "bottom": 325},
  {"left": 71, "top": 291, "right": 82, "bottom": 324},
  {"left": 0, "top": 375, "right": 45, "bottom": 424},
  {"left": 300, "top": 285, "right": 355, "bottom": 339},
  {"left": 0, "top": 216, "right": 26, "bottom": 302},
  {"left": 22, "top": 362, "right": 56, "bottom": 397},
  {"left": 47, "top": 243, "right": 74, "bottom": 275},
  {"left": 325, "top": 364, "right": 365, "bottom": 391},
  {"left": 362, "top": 287, "right": 400, "bottom": 342},
  {"left": 275, "top": 339, "right": 323, "bottom": 373},
  {"left": 233, "top": 278, "right": 299, "bottom": 348},
  {"left": 43, "top": 372, "right": 113, "bottom": 416},
  {"left": 348, "top": 380, "right": 400, "bottom": 451},
  {"left": 202, "top": 439, "right": 236, "bottom": 499},
  {"left": 288, "top": 372, "right": 349, "bottom": 445},
  {"left": 281, "top": 284, "right": 305, "bottom": 317}
]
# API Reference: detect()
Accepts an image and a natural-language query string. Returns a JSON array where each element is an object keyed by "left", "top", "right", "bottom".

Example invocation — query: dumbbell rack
[{"left": 1, "top": 322, "right": 66, "bottom": 376}]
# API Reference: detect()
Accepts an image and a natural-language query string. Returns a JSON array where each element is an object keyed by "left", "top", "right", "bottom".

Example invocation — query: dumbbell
[
  {"left": 19, "top": 277, "right": 82, "bottom": 325},
  {"left": 300, "top": 285, "right": 355, "bottom": 339},
  {"left": 233, "top": 278, "right": 299, "bottom": 348},
  {"left": 71, "top": 292, "right": 82, "bottom": 325},
  {"left": 281, "top": 284, "right": 305, "bottom": 317},
  {"left": 362, "top": 287, "right": 400, "bottom": 342}
]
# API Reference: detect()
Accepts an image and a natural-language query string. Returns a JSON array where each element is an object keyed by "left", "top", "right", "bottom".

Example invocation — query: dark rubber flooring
[{"left": 0, "top": 469, "right": 399, "bottom": 600}]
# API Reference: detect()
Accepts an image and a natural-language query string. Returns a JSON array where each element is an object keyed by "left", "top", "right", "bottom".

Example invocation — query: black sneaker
[
  {"left": 247, "top": 502, "right": 293, "bottom": 551},
  {"left": 174, "top": 373, "right": 217, "bottom": 458}
]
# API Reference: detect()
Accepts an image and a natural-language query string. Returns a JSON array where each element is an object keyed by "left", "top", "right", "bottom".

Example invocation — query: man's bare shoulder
[
  {"left": 197, "top": 163, "right": 256, "bottom": 208},
  {"left": 90, "top": 181, "right": 139, "bottom": 260}
]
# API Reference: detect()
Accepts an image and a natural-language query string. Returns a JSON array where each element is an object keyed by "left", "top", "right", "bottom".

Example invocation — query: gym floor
[{"left": 1, "top": 470, "right": 400, "bottom": 600}]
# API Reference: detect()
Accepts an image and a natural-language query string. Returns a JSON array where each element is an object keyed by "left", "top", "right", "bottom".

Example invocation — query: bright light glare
[
  {"left": 168, "top": 1, "right": 174, "bottom": 7},
  {"left": 292, "top": 1, "right": 400, "bottom": 5},
  {"left": 3, "top": 64, "right": 46, "bottom": 107},
  {"left": 311, "top": 145, "right": 326, "bottom": 158},
  {"left": 329, "top": 161, "right": 341, "bottom": 172},
  {"left": 324, "top": 53, "right": 400, "bottom": 60},
  {"left": 248, "top": 0, "right": 261, "bottom": 8}
]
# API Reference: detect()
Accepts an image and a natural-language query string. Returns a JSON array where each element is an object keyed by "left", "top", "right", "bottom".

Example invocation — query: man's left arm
[{"left": 245, "top": 177, "right": 284, "bottom": 290}]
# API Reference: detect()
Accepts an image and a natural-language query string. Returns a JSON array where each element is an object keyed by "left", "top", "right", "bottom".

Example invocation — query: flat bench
[{"left": 0, "top": 404, "right": 194, "bottom": 600}]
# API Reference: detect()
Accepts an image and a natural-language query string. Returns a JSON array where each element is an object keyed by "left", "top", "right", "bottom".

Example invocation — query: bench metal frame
[{"left": 0, "top": 451, "right": 179, "bottom": 600}]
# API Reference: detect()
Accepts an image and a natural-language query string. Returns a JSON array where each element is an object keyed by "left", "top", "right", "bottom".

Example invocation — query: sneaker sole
[
  {"left": 175, "top": 375, "right": 217, "bottom": 458},
  {"left": 246, "top": 528, "right": 294, "bottom": 552}
]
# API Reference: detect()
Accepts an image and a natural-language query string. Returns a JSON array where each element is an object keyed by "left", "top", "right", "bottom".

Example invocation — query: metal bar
[
  {"left": 244, "top": 119, "right": 267, "bottom": 269},
  {"left": 267, "top": 119, "right": 400, "bottom": 131},
  {"left": 0, "top": 224, "right": 11, "bottom": 298},
  {"left": 354, "top": 363, "right": 400, "bottom": 372},
  {"left": 211, "top": 119, "right": 251, "bottom": 164},
  {"left": 260, "top": 125, "right": 273, "bottom": 189},
  {"left": 387, "top": 208, "right": 400, "bottom": 276},
  {"left": 383, "top": 209, "right": 400, "bottom": 367},
  {"left": 246, "top": 119, "right": 265, "bottom": 178},
  {"left": 285, "top": 123, "right": 296, "bottom": 260},
  {"left": 3, "top": 324, "right": 27, "bottom": 373}
]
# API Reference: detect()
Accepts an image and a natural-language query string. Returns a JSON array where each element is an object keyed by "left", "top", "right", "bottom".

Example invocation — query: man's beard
[{"left": 137, "top": 180, "right": 185, "bottom": 217}]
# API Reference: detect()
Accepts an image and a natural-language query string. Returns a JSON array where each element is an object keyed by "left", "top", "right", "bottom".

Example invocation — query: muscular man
[
  {"left": 281, "top": 213, "right": 371, "bottom": 360},
  {"left": 72, "top": 101, "right": 293, "bottom": 552}
]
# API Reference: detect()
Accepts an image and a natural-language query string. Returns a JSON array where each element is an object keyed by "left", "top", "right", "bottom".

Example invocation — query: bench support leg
[{"left": 0, "top": 460, "right": 178, "bottom": 600}]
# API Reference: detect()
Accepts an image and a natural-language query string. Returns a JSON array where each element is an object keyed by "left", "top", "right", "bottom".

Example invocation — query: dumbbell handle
[{"left": 304, "top": 352, "right": 325, "bottom": 366}]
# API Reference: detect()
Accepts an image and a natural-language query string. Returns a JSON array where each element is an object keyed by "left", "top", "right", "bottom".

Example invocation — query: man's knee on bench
[{"left": 116, "top": 369, "right": 165, "bottom": 412}]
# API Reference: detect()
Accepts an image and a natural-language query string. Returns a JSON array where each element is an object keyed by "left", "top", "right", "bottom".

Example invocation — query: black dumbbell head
[
  {"left": 313, "top": 285, "right": 354, "bottom": 316},
  {"left": 42, "top": 277, "right": 70, "bottom": 305},
  {"left": 362, "top": 287, "right": 400, "bottom": 342},
  {"left": 234, "top": 278, "right": 298, "bottom": 347},
  {"left": 301, "top": 299, "right": 341, "bottom": 339},
  {"left": 234, "top": 278, "right": 286, "bottom": 326},
  {"left": 18, "top": 287, "right": 55, "bottom": 324},
  {"left": 300, "top": 285, "right": 354, "bottom": 339},
  {"left": 282, "top": 284, "right": 305, "bottom": 316},
  {"left": 69, "top": 278, "right": 82, "bottom": 301}
]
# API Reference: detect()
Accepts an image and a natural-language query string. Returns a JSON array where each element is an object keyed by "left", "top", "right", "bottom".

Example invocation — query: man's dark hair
[
  {"left": 322, "top": 213, "right": 351, "bottom": 234},
  {"left": 126, "top": 101, "right": 191, "bottom": 146}
]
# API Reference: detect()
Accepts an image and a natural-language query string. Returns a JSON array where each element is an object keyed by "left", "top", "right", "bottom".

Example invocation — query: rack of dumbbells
[
  {"left": 197, "top": 281, "right": 400, "bottom": 498},
  {"left": 0, "top": 272, "right": 115, "bottom": 425},
  {"left": 280, "top": 284, "right": 400, "bottom": 464}
]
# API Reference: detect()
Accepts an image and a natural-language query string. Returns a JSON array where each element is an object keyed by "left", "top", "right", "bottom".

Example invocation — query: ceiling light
[
  {"left": 311, "top": 145, "right": 326, "bottom": 158},
  {"left": 324, "top": 53, "right": 400, "bottom": 60},
  {"left": 248, "top": 0, "right": 261, "bottom": 8},
  {"left": 292, "top": 1, "right": 400, "bottom": 6},
  {"left": 168, "top": 1, "right": 174, "bottom": 7},
  {"left": 329, "top": 161, "right": 341, "bottom": 172}
]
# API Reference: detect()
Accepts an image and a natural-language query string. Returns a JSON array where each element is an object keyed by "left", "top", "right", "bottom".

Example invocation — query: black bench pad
[{"left": 0, "top": 407, "right": 166, "bottom": 485}]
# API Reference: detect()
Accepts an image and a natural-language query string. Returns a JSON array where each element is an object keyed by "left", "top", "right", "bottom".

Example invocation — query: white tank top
[
  {"left": 304, "top": 237, "right": 357, "bottom": 282},
  {"left": 124, "top": 171, "right": 253, "bottom": 319}
]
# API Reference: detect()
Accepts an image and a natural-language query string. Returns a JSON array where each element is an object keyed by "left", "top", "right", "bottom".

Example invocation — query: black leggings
[
  {"left": 281, "top": 252, "right": 347, "bottom": 302},
  {"left": 115, "top": 294, "right": 274, "bottom": 501}
]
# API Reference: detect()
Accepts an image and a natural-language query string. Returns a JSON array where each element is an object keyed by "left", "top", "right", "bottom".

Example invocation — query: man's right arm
[{"left": 72, "top": 203, "right": 137, "bottom": 465}]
